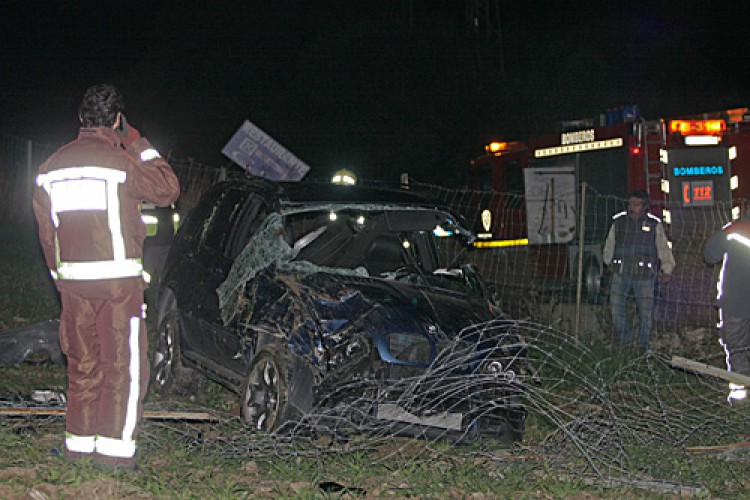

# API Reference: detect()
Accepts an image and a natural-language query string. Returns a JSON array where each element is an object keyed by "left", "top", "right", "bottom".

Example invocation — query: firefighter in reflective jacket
[
  {"left": 703, "top": 217, "right": 750, "bottom": 405},
  {"left": 32, "top": 84, "right": 180, "bottom": 469}
]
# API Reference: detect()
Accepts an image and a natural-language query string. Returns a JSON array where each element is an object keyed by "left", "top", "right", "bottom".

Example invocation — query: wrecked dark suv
[{"left": 152, "top": 175, "right": 528, "bottom": 443}]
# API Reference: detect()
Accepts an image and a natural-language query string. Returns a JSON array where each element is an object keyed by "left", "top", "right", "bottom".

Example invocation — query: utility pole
[{"left": 466, "top": 0, "right": 504, "bottom": 75}]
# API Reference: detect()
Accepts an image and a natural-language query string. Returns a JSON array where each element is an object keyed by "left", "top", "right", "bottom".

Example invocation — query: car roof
[
  {"left": 278, "top": 180, "right": 439, "bottom": 207},
  {"left": 217, "top": 173, "right": 444, "bottom": 209}
]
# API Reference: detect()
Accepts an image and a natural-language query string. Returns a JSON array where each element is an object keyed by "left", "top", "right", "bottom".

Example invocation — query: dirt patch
[
  {"left": 33, "top": 478, "right": 149, "bottom": 499},
  {"left": 0, "top": 469, "right": 149, "bottom": 500}
]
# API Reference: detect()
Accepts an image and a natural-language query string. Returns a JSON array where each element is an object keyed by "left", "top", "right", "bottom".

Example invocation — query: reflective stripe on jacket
[
  {"left": 703, "top": 219, "right": 750, "bottom": 317},
  {"left": 603, "top": 211, "right": 675, "bottom": 280},
  {"left": 33, "top": 127, "right": 180, "bottom": 283},
  {"left": 36, "top": 165, "right": 142, "bottom": 280}
]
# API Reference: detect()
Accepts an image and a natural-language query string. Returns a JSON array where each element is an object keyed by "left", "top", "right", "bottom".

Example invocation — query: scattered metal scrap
[
  {"left": 0, "top": 319, "right": 65, "bottom": 365},
  {"left": 670, "top": 355, "right": 750, "bottom": 387},
  {"left": 685, "top": 441, "right": 750, "bottom": 453},
  {"left": 0, "top": 406, "right": 219, "bottom": 421},
  {"left": 557, "top": 473, "right": 709, "bottom": 497},
  {"left": 1, "top": 392, "right": 218, "bottom": 421}
]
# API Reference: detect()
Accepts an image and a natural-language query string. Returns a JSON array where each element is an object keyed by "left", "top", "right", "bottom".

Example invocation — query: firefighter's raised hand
[{"left": 116, "top": 114, "right": 142, "bottom": 149}]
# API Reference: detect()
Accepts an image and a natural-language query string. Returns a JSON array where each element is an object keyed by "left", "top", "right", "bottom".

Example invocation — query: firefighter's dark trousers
[
  {"left": 57, "top": 278, "right": 148, "bottom": 462},
  {"left": 719, "top": 313, "right": 750, "bottom": 377}
]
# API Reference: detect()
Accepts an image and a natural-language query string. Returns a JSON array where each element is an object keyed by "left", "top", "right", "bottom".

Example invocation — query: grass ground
[{"left": 0, "top": 220, "right": 746, "bottom": 498}]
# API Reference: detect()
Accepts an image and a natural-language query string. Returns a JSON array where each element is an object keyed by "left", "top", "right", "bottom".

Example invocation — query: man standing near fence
[
  {"left": 703, "top": 216, "right": 750, "bottom": 406},
  {"left": 32, "top": 84, "right": 180, "bottom": 470},
  {"left": 603, "top": 190, "right": 675, "bottom": 351}
]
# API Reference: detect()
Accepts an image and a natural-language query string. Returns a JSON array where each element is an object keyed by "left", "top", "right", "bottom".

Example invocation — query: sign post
[{"left": 222, "top": 120, "right": 310, "bottom": 181}]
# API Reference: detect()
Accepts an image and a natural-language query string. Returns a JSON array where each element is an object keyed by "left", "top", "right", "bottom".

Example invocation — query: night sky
[{"left": 2, "top": 1, "right": 750, "bottom": 183}]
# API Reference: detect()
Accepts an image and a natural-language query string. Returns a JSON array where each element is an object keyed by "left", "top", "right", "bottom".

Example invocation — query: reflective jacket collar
[{"left": 77, "top": 126, "right": 122, "bottom": 149}]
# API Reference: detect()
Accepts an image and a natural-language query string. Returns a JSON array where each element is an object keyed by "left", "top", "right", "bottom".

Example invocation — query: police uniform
[{"left": 33, "top": 126, "right": 179, "bottom": 467}]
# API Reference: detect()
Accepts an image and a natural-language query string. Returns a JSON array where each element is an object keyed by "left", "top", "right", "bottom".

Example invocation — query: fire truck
[{"left": 469, "top": 105, "right": 750, "bottom": 301}]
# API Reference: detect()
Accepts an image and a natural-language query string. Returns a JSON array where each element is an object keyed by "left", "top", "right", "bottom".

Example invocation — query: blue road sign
[{"left": 222, "top": 120, "right": 310, "bottom": 181}]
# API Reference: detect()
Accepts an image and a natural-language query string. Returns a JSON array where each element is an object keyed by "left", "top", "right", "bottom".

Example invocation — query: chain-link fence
[
  {"left": 0, "top": 134, "right": 57, "bottom": 223},
  {"left": 0, "top": 132, "right": 727, "bottom": 352},
  {"left": 0, "top": 134, "right": 226, "bottom": 222},
  {"left": 3, "top": 132, "right": 748, "bottom": 496},
  {"left": 421, "top": 181, "right": 726, "bottom": 357}
]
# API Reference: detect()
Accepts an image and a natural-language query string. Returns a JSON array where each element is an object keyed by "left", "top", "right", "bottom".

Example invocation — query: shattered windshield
[
  {"left": 217, "top": 204, "right": 477, "bottom": 325},
  {"left": 283, "top": 206, "right": 472, "bottom": 278}
]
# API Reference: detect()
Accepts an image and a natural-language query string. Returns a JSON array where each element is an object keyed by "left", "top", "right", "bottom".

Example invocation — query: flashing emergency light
[
  {"left": 727, "top": 108, "right": 749, "bottom": 123},
  {"left": 669, "top": 119, "right": 726, "bottom": 135},
  {"left": 731, "top": 175, "right": 739, "bottom": 191},
  {"left": 485, "top": 141, "right": 524, "bottom": 155},
  {"left": 733, "top": 206, "right": 742, "bottom": 220},
  {"left": 331, "top": 168, "right": 357, "bottom": 185},
  {"left": 631, "top": 146, "right": 641, "bottom": 155}
]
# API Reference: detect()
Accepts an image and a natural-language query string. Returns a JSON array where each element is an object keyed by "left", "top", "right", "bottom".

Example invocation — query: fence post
[
  {"left": 574, "top": 182, "right": 588, "bottom": 339},
  {"left": 20, "top": 140, "right": 34, "bottom": 224}
]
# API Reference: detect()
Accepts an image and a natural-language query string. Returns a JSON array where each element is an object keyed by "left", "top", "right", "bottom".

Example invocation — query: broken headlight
[{"left": 385, "top": 332, "right": 432, "bottom": 365}]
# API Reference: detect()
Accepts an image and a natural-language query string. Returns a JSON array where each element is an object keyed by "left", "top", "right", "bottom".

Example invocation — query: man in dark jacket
[
  {"left": 703, "top": 216, "right": 750, "bottom": 405},
  {"left": 603, "top": 190, "right": 675, "bottom": 350},
  {"left": 33, "top": 84, "right": 180, "bottom": 469}
]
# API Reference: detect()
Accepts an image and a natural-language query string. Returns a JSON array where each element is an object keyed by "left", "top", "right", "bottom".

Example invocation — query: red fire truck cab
[{"left": 470, "top": 106, "right": 750, "bottom": 302}]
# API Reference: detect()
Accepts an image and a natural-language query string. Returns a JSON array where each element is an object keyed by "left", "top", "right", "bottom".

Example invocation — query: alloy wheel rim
[
  {"left": 245, "top": 359, "right": 279, "bottom": 431},
  {"left": 153, "top": 319, "right": 175, "bottom": 386}
]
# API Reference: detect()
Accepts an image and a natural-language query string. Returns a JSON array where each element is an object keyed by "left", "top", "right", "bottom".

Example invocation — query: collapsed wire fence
[
  {"left": 2, "top": 132, "right": 749, "bottom": 495},
  {"left": 4, "top": 320, "right": 746, "bottom": 494}
]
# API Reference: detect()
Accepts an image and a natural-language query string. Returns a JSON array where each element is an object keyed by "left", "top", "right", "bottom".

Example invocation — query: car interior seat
[{"left": 365, "top": 236, "right": 405, "bottom": 276}]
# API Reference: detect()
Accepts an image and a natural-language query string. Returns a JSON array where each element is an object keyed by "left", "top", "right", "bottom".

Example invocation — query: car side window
[
  {"left": 201, "top": 188, "right": 251, "bottom": 255},
  {"left": 177, "top": 189, "right": 221, "bottom": 244},
  {"left": 225, "top": 195, "right": 268, "bottom": 259}
]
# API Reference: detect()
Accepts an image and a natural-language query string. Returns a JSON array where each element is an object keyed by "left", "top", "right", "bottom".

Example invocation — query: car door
[
  {"left": 206, "top": 193, "right": 269, "bottom": 376},
  {"left": 176, "top": 186, "right": 257, "bottom": 369}
]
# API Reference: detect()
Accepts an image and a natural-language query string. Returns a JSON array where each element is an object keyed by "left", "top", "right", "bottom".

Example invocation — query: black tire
[
  {"left": 150, "top": 290, "right": 205, "bottom": 397},
  {"left": 240, "top": 345, "right": 297, "bottom": 432},
  {"left": 583, "top": 256, "right": 604, "bottom": 304},
  {"left": 501, "top": 409, "right": 526, "bottom": 444}
]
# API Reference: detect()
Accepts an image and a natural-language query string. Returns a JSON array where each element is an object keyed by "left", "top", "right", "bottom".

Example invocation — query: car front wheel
[
  {"left": 150, "top": 290, "right": 205, "bottom": 397},
  {"left": 241, "top": 345, "right": 296, "bottom": 432}
]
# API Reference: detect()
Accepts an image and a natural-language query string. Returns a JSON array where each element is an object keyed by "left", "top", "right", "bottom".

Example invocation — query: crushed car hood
[{"left": 303, "top": 272, "right": 493, "bottom": 334}]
